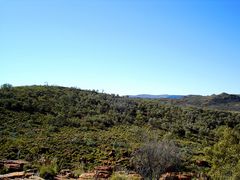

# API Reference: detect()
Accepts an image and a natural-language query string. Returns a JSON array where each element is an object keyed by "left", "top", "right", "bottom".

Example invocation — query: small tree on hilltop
[{"left": 1, "top": 83, "right": 13, "bottom": 90}]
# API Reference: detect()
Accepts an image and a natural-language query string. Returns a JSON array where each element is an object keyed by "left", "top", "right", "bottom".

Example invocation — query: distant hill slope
[
  {"left": 129, "top": 94, "right": 185, "bottom": 99},
  {"left": 129, "top": 93, "right": 240, "bottom": 112},
  {"left": 164, "top": 93, "right": 240, "bottom": 112}
]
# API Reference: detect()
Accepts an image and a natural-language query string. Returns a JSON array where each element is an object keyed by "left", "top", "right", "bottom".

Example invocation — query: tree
[
  {"left": 205, "top": 127, "right": 240, "bottom": 179},
  {"left": 1, "top": 83, "right": 13, "bottom": 90},
  {"left": 131, "top": 140, "right": 181, "bottom": 180}
]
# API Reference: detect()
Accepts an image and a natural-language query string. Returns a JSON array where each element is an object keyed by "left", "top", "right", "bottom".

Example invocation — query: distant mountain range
[
  {"left": 169, "top": 93, "right": 240, "bottom": 111},
  {"left": 129, "top": 93, "right": 240, "bottom": 111},
  {"left": 129, "top": 94, "right": 185, "bottom": 99}
]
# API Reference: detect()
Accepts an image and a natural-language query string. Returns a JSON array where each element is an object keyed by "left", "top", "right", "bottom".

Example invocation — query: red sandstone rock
[{"left": 79, "top": 172, "right": 96, "bottom": 179}]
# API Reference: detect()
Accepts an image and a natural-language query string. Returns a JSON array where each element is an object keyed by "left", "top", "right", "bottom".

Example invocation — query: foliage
[
  {"left": 205, "top": 127, "right": 240, "bottom": 179},
  {"left": 39, "top": 158, "right": 58, "bottom": 180},
  {"left": 0, "top": 84, "right": 13, "bottom": 91}
]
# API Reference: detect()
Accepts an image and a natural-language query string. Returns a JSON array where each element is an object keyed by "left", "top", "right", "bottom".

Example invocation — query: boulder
[
  {"left": 59, "top": 169, "right": 74, "bottom": 178},
  {"left": 4, "top": 163, "right": 23, "bottom": 171},
  {"left": 94, "top": 166, "right": 112, "bottom": 179},
  {"left": 177, "top": 174, "right": 192, "bottom": 180},
  {"left": 3, "top": 160, "right": 28, "bottom": 164},
  {"left": 128, "top": 173, "right": 143, "bottom": 179},
  {"left": 94, "top": 166, "right": 112, "bottom": 172},
  {"left": 159, "top": 172, "right": 209, "bottom": 180},
  {"left": 96, "top": 171, "right": 111, "bottom": 179},
  {"left": 24, "top": 175, "right": 44, "bottom": 180},
  {"left": 79, "top": 172, "right": 95, "bottom": 179},
  {"left": 0, "top": 171, "right": 25, "bottom": 179},
  {"left": 25, "top": 172, "right": 35, "bottom": 177},
  {"left": 160, "top": 172, "right": 178, "bottom": 180},
  {"left": 2, "top": 160, "right": 29, "bottom": 172}
]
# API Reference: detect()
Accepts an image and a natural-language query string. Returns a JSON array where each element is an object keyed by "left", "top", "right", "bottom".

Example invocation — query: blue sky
[{"left": 1, "top": 0, "right": 240, "bottom": 95}]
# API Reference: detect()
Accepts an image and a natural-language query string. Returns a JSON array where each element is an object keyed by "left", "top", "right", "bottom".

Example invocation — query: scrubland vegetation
[{"left": 1, "top": 84, "right": 240, "bottom": 179}]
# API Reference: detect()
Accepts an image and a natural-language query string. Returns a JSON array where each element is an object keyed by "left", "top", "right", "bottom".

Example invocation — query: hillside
[
  {"left": 160, "top": 93, "right": 240, "bottom": 112},
  {"left": 129, "top": 93, "right": 240, "bottom": 112},
  {"left": 1, "top": 85, "right": 240, "bottom": 179}
]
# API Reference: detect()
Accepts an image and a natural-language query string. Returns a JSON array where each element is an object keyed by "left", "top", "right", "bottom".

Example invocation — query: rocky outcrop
[
  {"left": 0, "top": 171, "right": 25, "bottom": 179},
  {"left": 79, "top": 166, "right": 113, "bottom": 180},
  {"left": 0, "top": 171, "right": 36, "bottom": 179},
  {"left": 79, "top": 172, "right": 95, "bottom": 179},
  {"left": 94, "top": 166, "right": 112, "bottom": 179},
  {"left": 159, "top": 172, "right": 209, "bottom": 180},
  {"left": 127, "top": 172, "right": 143, "bottom": 179},
  {"left": 1, "top": 160, "right": 29, "bottom": 172},
  {"left": 55, "top": 169, "right": 75, "bottom": 180}
]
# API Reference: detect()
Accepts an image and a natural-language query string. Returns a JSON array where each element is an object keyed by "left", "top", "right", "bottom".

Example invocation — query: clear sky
[{"left": 1, "top": 0, "right": 240, "bottom": 95}]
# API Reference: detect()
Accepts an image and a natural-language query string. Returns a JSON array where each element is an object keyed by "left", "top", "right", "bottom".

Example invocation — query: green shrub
[
  {"left": 73, "top": 162, "right": 85, "bottom": 177},
  {"left": 205, "top": 127, "right": 240, "bottom": 179},
  {"left": 39, "top": 165, "right": 57, "bottom": 180},
  {"left": 39, "top": 159, "right": 58, "bottom": 180}
]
